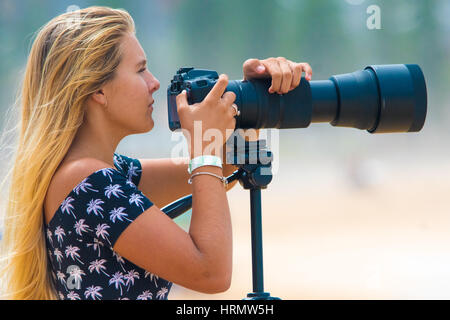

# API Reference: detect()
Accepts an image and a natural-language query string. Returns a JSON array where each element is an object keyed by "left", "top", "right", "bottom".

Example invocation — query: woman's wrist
[
  {"left": 190, "top": 165, "right": 223, "bottom": 175},
  {"left": 188, "top": 155, "right": 223, "bottom": 174},
  {"left": 188, "top": 167, "right": 227, "bottom": 187}
]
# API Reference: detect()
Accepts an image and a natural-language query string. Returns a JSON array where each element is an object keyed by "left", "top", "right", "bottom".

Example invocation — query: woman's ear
[{"left": 90, "top": 89, "right": 108, "bottom": 107}]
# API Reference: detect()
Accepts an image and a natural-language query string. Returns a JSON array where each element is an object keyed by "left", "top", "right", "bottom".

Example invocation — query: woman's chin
[
  {"left": 131, "top": 119, "right": 154, "bottom": 135},
  {"left": 145, "top": 118, "right": 155, "bottom": 132}
]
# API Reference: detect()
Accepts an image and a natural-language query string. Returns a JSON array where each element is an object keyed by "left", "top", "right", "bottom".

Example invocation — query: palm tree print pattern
[
  {"left": 44, "top": 153, "right": 172, "bottom": 300},
  {"left": 87, "top": 199, "right": 105, "bottom": 218},
  {"left": 73, "top": 178, "right": 99, "bottom": 195}
]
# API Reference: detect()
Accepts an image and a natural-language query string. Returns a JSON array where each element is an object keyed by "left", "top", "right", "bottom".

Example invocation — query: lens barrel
[{"left": 231, "top": 64, "right": 427, "bottom": 133}]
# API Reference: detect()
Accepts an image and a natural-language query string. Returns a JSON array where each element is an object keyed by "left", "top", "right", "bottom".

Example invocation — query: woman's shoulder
[
  {"left": 44, "top": 157, "right": 117, "bottom": 225},
  {"left": 61, "top": 157, "right": 116, "bottom": 179}
]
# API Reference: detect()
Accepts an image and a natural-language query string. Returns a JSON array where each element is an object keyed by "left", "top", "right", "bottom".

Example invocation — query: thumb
[
  {"left": 255, "top": 63, "right": 266, "bottom": 73},
  {"left": 176, "top": 90, "right": 188, "bottom": 112},
  {"left": 243, "top": 58, "right": 267, "bottom": 80}
]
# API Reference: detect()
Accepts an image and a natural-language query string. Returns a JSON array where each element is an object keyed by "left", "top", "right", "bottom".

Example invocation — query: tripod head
[{"left": 226, "top": 133, "right": 273, "bottom": 190}]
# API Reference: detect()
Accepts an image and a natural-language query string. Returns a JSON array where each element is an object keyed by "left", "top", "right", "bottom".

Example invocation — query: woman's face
[{"left": 102, "top": 32, "right": 160, "bottom": 135}]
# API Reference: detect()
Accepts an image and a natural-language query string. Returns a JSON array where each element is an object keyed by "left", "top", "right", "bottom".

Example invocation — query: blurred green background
[{"left": 1, "top": 0, "right": 450, "bottom": 299}]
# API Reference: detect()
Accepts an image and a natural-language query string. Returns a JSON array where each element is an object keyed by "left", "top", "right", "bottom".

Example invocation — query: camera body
[{"left": 167, "top": 67, "right": 221, "bottom": 131}]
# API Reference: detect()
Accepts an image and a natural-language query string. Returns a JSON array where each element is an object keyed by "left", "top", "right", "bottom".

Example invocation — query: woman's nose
[
  {"left": 153, "top": 78, "right": 160, "bottom": 92},
  {"left": 148, "top": 73, "right": 160, "bottom": 93}
]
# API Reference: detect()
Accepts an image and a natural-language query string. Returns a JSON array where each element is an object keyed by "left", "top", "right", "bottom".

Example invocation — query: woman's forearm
[{"left": 188, "top": 165, "right": 233, "bottom": 289}]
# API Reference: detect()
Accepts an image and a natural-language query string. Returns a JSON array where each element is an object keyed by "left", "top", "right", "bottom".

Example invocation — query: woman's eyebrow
[{"left": 136, "top": 59, "right": 147, "bottom": 68}]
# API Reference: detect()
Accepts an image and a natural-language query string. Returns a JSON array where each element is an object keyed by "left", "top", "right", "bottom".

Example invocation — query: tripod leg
[
  {"left": 250, "top": 188, "right": 264, "bottom": 293},
  {"left": 244, "top": 188, "right": 280, "bottom": 300}
]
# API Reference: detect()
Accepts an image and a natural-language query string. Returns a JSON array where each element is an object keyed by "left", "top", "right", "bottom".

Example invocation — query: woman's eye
[{"left": 138, "top": 68, "right": 146, "bottom": 73}]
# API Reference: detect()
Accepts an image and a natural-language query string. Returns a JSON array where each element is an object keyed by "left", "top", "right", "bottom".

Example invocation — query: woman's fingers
[
  {"left": 290, "top": 63, "right": 303, "bottom": 90},
  {"left": 300, "top": 62, "right": 313, "bottom": 81},
  {"left": 290, "top": 62, "right": 313, "bottom": 90},
  {"left": 204, "top": 74, "right": 229, "bottom": 105},
  {"left": 261, "top": 58, "right": 282, "bottom": 94},
  {"left": 278, "top": 58, "right": 293, "bottom": 94},
  {"left": 263, "top": 58, "right": 313, "bottom": 94},
  {"left": 221, "top": 91, "right": 236, "bottom": 107}
]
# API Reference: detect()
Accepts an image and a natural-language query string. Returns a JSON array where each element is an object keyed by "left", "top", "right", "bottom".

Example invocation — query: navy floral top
[{"left": 44, "top": 153, "right": 173, "bottom": 300}]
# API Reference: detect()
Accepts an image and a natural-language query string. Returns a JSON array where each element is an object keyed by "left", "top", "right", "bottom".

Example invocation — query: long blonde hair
[{"left": 0, "top": 6, "right": 135, "bottom": 299}]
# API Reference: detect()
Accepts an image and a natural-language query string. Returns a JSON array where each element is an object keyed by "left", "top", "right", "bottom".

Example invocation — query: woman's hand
[
  {"left": 238, "top": 57, "right": 313, "bottom": 142},
  {"left": 242, "top": 57, "right": 312, "bottom": 94},
  {"left": 176, "top": 74, "right": 237, "bottom": 159}
]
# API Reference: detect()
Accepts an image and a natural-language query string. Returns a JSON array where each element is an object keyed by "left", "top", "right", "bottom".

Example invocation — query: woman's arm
[{"left": 115, "top": 79, "right": 236, "bottom": 294}]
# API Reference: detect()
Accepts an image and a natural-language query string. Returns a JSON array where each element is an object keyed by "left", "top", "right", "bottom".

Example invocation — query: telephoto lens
[{"left": 167, "top": 64, "right": 427, "bottom": 133}]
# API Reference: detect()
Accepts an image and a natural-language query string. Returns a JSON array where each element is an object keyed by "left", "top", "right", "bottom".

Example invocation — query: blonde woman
[{"left": 0, "top": 6, "right": 312, "bottom": 299}]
